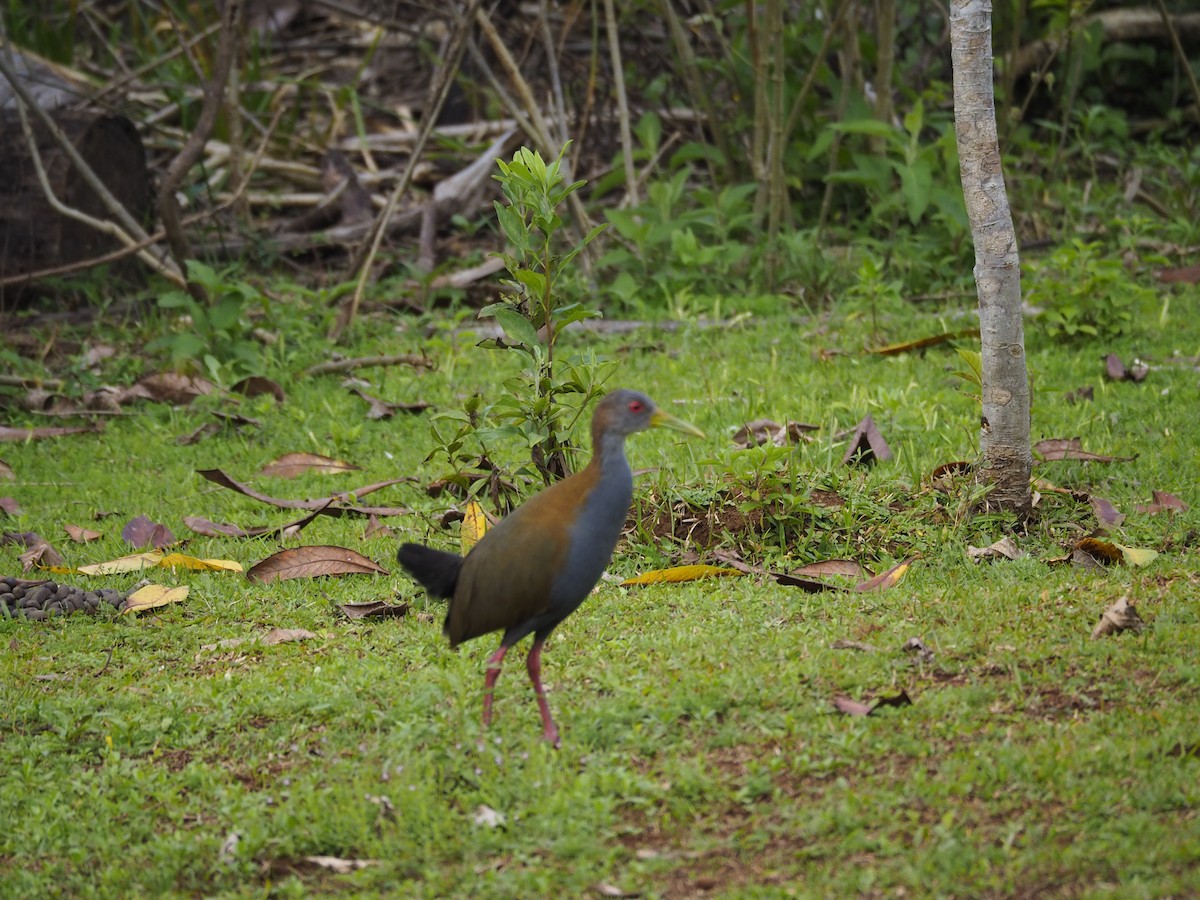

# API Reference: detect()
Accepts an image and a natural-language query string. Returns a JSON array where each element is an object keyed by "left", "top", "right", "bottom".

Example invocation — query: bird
[{"left": 397, "top": 389, "right": 703, "bottom": 747}]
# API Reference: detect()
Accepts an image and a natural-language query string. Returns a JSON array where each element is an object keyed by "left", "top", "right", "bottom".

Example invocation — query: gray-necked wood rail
[{"left": 398, "top": 389, "right": 703, "bottom": 747}]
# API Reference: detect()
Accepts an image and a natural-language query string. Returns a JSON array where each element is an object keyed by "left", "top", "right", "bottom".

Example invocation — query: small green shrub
[
  {"left": 148, "top": 260, "right": 270, "bottom": 381},
  {"left": 1026, "top": 238, "right": 1155, "bottom": 340}
]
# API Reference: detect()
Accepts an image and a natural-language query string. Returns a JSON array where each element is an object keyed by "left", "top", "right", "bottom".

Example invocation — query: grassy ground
[{"left": 2, "top": 291, "right": 1199, "bottom": 897}]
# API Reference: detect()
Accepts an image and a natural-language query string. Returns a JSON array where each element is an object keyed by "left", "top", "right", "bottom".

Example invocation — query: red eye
[{"left": 628, "top": 400, "right": 645, "bottom": 413}]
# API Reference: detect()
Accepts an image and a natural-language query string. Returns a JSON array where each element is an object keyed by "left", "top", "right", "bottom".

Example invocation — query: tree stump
[{"left": 0, "top": 111, "right": 152, "bottom": 305}]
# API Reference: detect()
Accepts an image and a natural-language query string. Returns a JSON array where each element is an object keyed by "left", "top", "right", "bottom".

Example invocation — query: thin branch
[{"left": 1154, "top": 0, "right": 1200, "bottom": 116}]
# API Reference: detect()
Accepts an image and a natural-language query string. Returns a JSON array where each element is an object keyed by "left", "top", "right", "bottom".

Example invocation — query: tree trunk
[{"left": 949, "top": 0, "right": 1032, "bottom": 516}]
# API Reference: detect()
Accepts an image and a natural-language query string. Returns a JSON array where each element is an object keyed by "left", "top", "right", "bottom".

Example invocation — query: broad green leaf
[{"left": 492, "top": 307, "right": 539, "bottom": 349}]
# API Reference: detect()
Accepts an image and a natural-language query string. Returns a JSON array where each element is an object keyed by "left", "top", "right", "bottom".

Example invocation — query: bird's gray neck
[{"left": 592, "top": 431, "right": 633, "bottom": 484}]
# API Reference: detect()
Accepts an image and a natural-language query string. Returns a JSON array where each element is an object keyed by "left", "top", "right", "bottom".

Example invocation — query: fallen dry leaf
[
  {"left": 123, "top": 584, "right": 189, "bottom": 614},
  {"left": 122, "top": 514, "right": 176, "bottom": 549},
  {"left": 1090, "top": 496, "right": 1125, "bottom": 528},
  {"left": 461, "top": 499, "right": 489, "bottom": 554},
  {"left": 335, "top": 600, "right": 409, "bottom": 620},
  {"left": 1136, "top": 490, "right": 1188, "bottom": 515},
  {"left": 833, "top": 689, "right": 913, "bottom": 717},
  {"left": 0, "top": 459, "right": 12, "bottom": 480},
  {"left": 1104, "top": 353, "right": 1149, "bottom": 383},
  {"left": 64, "top": 524, "right": 103, "bottom": 543},
  {"left": 364, "top": 515, "right": 394, "bottom": 540},
  {"left": 0, "top": 497, "right": 22, "bottom": 516},
  {"left": 259, "top": 452, "right": 361, "bottom": 479},
  {"left": 842, "top": 415, "right": 892, "bottom": 465},
  {"left": 246, "top": 545, "right": 389, "bottom": 584},
  {"left": 351, "top": 388, "right": 431, "bottom": 419},
  {"left": 1091, "top": 596, "right": 1145, "bottom": 639},
  {"left": 854, "top": 557, "right": 915, "bottom": 592},
  {"left": 197, "top": 468, "right": 411, "bottom": 517},
  {"left": 232, "top": 376, "right": 286, "bottom": 403},
  {"left": 1033, "top": 438, "right": 1135, "bottom": 463},
  {"left": 137, "top": 372, "right": 215, "bottom": 405},
  {"left": 621, "top": 565, "right": 746, "bottom": 586},
  {"left": 967, "top": 537, "right": 1023, "bottom": 561},
  {"left": 793, "top": 559, "right": 864, "bottom": 578},
  {"left": 731, "top": 418, "right": 818, "bottom": 448}
]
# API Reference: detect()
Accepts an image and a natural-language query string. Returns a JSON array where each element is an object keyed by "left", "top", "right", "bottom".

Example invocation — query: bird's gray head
[{"left": 591, "top": 389, "right": 705, "bottom": 445}]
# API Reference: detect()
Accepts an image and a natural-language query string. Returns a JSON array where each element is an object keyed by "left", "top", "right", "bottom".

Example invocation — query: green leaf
[{"left": 492, "top": 307, "right": 540, "bottom": 350}]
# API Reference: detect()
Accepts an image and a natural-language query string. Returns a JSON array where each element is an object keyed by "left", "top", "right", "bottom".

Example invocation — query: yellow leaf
[
  {"left": 78, "top": 552, "right": 164, "bottom": 575},
  {"left": 621, "top": 565, "right": 746, "bottom": 586},
  {"left": 1115, "top": 544, "right": 1160, "bottom": 567},
  {"left": 123, "top": 584, "right": 189, "bottom": 614},
  {"left": 157, "top": 553, "right": 244, "bottom": 573},
  {"left": 461, "top": 499, "right": 489, "bottom": 555}
]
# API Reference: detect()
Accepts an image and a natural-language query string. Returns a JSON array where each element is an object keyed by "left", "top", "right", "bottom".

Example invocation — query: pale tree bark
[{"left": 950, "top": 0, "right": 1032, "bottom": 516}]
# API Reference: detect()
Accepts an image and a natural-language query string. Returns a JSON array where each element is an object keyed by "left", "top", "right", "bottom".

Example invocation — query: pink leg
[
  {"left": 526, "top": 638, "right": 560, "bottom": 748},
  {"left": 482, "top": 644, "right": 509, "bottom": 729}
]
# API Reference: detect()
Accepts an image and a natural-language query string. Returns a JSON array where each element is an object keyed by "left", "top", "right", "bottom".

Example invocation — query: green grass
[{"left": 2, "top": 287, "right": 1199, "bottom": 897}]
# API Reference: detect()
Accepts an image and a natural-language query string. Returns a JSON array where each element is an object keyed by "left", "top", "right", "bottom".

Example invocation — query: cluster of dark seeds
[{"left": 0, "top": 576, "right": 127, "bottom": 620}]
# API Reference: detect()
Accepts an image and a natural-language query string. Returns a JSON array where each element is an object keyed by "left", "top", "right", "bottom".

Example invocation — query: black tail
[{"left": 397, "top": 543, "right": 463, "bottom": 600}]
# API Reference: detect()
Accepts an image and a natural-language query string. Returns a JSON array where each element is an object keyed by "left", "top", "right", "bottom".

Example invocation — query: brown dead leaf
[
  {"left": 1104, "top": 353, "right": 1149, "bottom": 383},
  {"left": 351, "top": 388, "right": 431, "bottom": 420},
  {"left": 854, "top": 557, "right": 915, "bottom": 592},
  {"left": 1033, "top": 438, "right": 1135, "bottom": 463},
  {"left": 833, "top": 689, "right": 912, "bottom": 717},
  {"left": 65, "top": 524, "right": 103, "bottom": 543},
  {"left": 335, "top": 600, "right": 409, "bottom": 620},
  {"left": 967, "top": 537, "right": 1023, "bottom": 561},
  {"left": 794, "top": 559, "right": 865, "bottom": 578},
  {"left": 246, "top": 545, "right": 389, "bottom": 584},
  {"left": 364, "top": 515, "right": 394, "bottom": 540},
  {"left": 1136, "top": 491, "right": 1188, "bottom": 515},
  {"left": 137, "top": 372, "right": 215, "bottom": 405},
  {"left": 1089, "top": 496, "right": 1125, "bottom": 528},
  {"left": 0, "top": 497, "right": 22, "bottom": 516},
  {"left": 841, "top": 415, "right": 892, "bottom": 465},
  {"left": 928, "top": 460, "right": 972, "bottom": 489},
  {"left": 121, "top": 515, "right": 176, "bottom": 549},
  {"left": 259, "top": 452, "right": 361, "bottom": 479},
  {"left": 731, "top": 418, "right": 818, "bottom": 448},
  {"left": 0, "top": 423, "right": 102, "bottom": 441},
  {"left": 0, "top": 459, "right": 13, "bottom": 480},
  {"left": 709, "top": 549, "right": 764, "bottom": 576},
  {"left": 1091, "top": 596, "right": 1145, "bottom": 639},
  {"left": 197, "top": 468, "right": 410, "bottom": 517},
  {"left": 3, "top": 532, "right": 65, "bottom": 570},
  {"left": 232, "top": 376, "right": 286, "bottom": 403}
]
